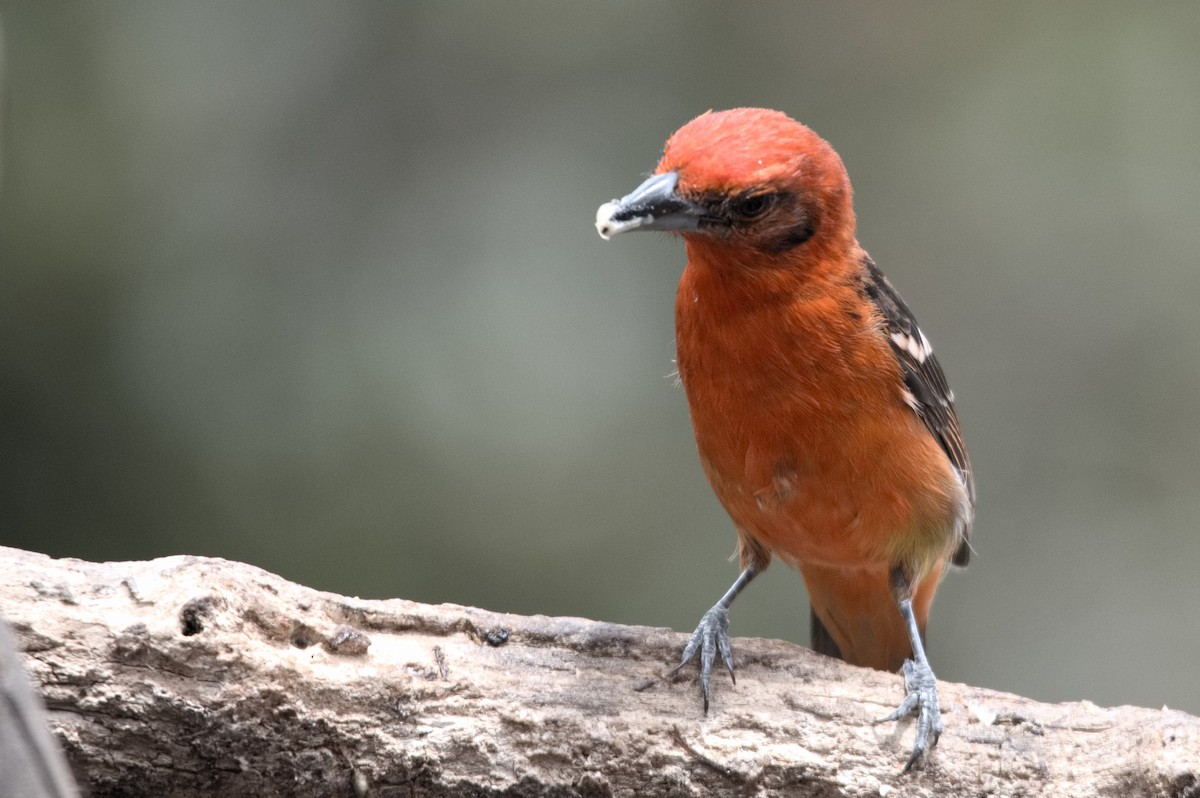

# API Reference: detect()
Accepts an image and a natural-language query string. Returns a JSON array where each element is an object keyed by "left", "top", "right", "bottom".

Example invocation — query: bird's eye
[{"left": 731, "top": 192, "right": 776, "bottom": 221}]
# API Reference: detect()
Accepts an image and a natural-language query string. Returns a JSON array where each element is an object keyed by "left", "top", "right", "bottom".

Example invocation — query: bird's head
[{"left": 596, "top": 108, "right": 856, "bottom": 261}]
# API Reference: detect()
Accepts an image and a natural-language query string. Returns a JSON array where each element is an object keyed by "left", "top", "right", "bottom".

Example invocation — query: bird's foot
[
  {"left": 876, "top": 657, "right": 942, "bottom": 772},
  {"left": 668, "top": 604, "right": 735, "bottom": 712}
]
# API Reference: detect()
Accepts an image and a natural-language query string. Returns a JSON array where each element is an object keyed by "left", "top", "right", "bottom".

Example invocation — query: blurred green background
[{"left": 2, "top": 3, "right": 1198, "bottom": 715}]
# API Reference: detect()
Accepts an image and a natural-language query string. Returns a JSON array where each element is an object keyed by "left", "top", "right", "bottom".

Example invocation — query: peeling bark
[{"left": 1, "top": 547, "right": 1196, "bottom": 797}]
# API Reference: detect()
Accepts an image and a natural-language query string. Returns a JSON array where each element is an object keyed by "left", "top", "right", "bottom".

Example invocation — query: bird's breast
[{"left": 675, "top": 268, "right": 960, "bottom": 568}]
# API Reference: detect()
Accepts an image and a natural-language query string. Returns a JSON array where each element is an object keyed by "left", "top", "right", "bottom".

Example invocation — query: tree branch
[{"left": 1, "top": 546, "right": 1196, "bottom": 797}]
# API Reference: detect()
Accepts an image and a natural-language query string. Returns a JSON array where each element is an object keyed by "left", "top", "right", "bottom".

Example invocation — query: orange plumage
[{"left": 597, "top": 108, "right": 974, "bottom": 770}]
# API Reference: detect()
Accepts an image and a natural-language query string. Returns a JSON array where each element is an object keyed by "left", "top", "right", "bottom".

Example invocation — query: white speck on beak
[
  {"left": 595, "top": 201, "right": 621, "bottom": 240},
  {"left": 596, "top": 200, "right": 658, "bottom": 240}
]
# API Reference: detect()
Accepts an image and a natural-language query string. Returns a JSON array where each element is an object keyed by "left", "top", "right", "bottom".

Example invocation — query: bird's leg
[
  {"left": 669, "top": 565, "right": 759, "bottom": 712},
  {"left": 876, "top": 565, "right": 943, "bottom": 772}
]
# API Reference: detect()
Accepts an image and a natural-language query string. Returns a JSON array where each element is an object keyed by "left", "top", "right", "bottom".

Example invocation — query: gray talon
[
  {"left": 672, "top": 566, "right": 760, "bottom": 713},
  {"left": 876, "top": 657, "right": 942, "bottom": 772}
]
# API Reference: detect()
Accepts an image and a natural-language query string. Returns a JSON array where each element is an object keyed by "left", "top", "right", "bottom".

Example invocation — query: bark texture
[{"left": 1, "top": 546, "right": 1196, "bottom": 798}]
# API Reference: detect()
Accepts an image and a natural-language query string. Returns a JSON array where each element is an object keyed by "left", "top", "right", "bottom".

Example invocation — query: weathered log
[{"left": 1, "top": 546, "right": 1196, "bottom": 797}]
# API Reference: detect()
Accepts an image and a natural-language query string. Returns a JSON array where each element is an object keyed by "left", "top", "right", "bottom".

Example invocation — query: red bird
[{"left": 596, "top": 108, "right": 974, "bottom": 771}]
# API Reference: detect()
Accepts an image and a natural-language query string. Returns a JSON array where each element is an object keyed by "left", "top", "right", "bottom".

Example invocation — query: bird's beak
[{"left": 595, "top": 172, "right": 705, "bottom": 240}]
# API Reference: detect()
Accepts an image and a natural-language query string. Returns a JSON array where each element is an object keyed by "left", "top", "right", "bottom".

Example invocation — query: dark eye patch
[
  {"left": 730, "top": 192, "right": 776, "bottom": 220},
  {"left": 769, "top": 214, "right": 816, "bottom": 251},
  {"left": 693, "top": 189, "right": 814, "bottom": 249}
]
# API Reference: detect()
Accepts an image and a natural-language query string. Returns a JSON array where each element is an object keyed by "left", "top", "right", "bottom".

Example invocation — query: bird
[{"left": 595, "top": 108, "right": 974, "bottom": 772}]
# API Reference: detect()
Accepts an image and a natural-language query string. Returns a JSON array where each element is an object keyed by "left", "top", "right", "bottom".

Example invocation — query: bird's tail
[{"left": 801, "top": 560, "right": 943, "bottom": 672}]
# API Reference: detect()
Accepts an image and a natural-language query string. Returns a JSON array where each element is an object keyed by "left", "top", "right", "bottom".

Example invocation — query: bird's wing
[{"left": 859, "top": 255, "right": 974, "bottom": 565}]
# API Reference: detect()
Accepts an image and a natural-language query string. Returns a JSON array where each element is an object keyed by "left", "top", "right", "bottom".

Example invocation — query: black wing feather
[{"left": 859, "top": 255, "right": 975, "bottom": 566}]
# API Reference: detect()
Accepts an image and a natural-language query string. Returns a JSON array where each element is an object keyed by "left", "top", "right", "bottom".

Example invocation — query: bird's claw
[
  {"left": 876, "top": 658, "right": 943, "bottom": 772},
  {"left": 669, "top": 604, "right": 734, "bottom": 712}
]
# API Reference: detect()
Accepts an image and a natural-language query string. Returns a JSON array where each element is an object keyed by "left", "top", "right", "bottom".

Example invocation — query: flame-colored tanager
[{"left": 595, "top": 108, "right": 974, "bottom": 771}]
